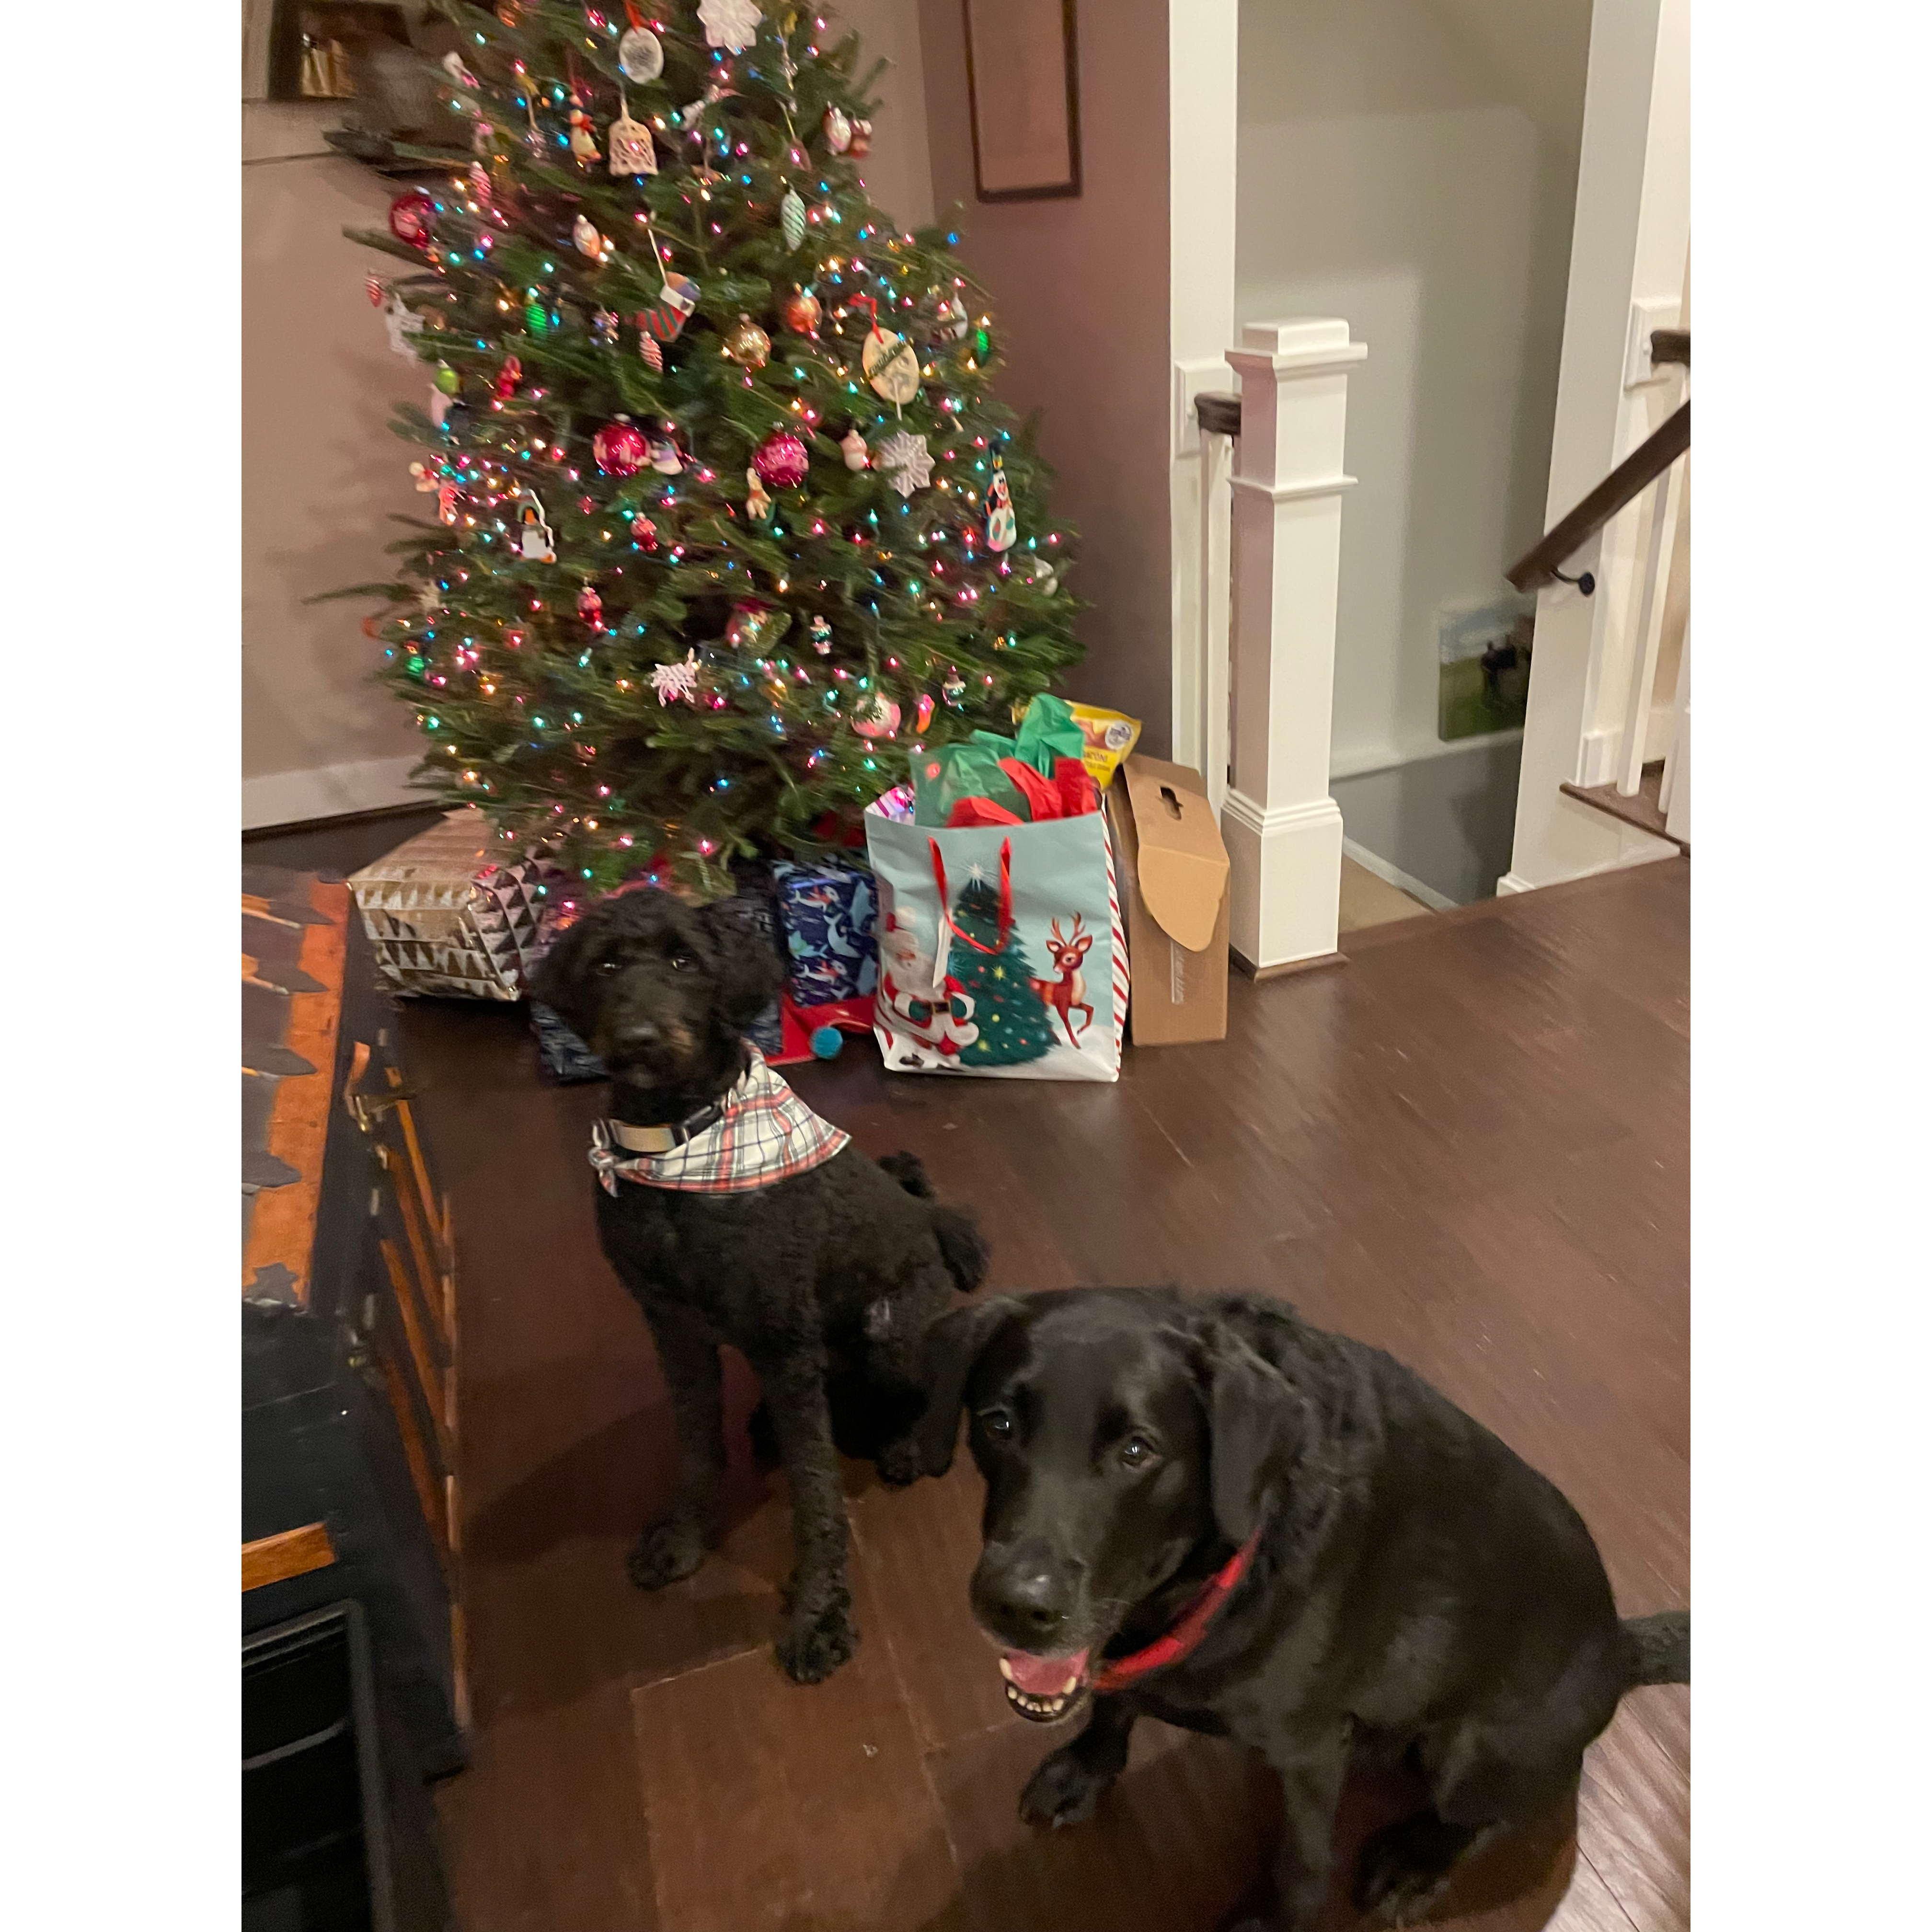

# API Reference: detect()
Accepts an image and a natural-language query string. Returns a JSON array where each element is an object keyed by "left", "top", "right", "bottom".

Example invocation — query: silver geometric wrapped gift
[{"left": 349, "top": 808, "right": 566, "bottom": 1000}]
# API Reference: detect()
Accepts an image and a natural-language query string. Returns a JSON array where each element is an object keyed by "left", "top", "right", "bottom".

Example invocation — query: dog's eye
[
  {"left": 1119, "top": 1435, "right": 1158, "bottom": 1469},
  {"left": 668, "top": 949, "right": 697, "bottom": 972},
  {"left": 977, "top": 1408, "right": 1014, "bottom": 1440},
  {"left": 597, "top": 955, "right": 623, "bottom": 976}
]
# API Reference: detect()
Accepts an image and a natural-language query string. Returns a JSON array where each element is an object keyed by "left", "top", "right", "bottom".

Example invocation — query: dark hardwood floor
[{"left": 244, "top": 820, "right": 1688, "bottom": 1932}]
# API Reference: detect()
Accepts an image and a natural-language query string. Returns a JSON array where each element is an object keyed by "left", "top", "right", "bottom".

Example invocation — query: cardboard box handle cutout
[{"left": 1122, "top": 759, "right": 1230, "bottom": 954}]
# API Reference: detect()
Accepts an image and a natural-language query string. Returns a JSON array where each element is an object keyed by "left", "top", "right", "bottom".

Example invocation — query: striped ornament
[{"left": 640, "top": 273, "right": 700, "bottom": 343}]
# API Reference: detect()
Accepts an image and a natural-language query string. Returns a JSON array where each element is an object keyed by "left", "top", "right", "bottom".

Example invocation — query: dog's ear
[
  {"left": 699, "top": 899, "right": 784, "bottom": 1029},
  {"left": 1198, "top": 1322, "right": 1302, "bottom": 1545},
  {"left": 528, "top": 910, "right": 598, "bottom": 1036},
  {"left": 916, "top": 1295, "right": 1026, "bottom": 1477}
]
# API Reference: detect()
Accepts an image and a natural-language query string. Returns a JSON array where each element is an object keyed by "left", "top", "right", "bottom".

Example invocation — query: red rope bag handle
[{"left": 928, "top": 836, "right": 1013, "bottom": 955}]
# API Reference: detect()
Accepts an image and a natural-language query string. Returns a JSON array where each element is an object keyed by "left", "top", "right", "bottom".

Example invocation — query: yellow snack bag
[{"left": 1068, "top": 704, "right": 1143, "bottom": 789}]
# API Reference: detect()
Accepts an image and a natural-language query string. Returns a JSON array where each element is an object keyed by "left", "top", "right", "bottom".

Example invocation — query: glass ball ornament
[
  {"left": 434, "top": 362, "right": 461, "bottom": 396},
  {"left": 592, "top": 416, "right": 649, "bottom": 478},
  {"left": 753, "top": 430, "right": 810, "bottom": 491},
  {"left": 781, "top": 288, "right": 822, "bottom": 335},
  {"left": 724, "top": 315, "right": 771, "bottom": 368},
  {"left": 388, "top": 189, "right": 437, "bottom": 248}
]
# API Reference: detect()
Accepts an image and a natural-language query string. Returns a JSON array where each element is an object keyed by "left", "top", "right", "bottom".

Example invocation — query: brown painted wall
[{"left": 917, "top": 0, "right": 1174, "bottom": 751}]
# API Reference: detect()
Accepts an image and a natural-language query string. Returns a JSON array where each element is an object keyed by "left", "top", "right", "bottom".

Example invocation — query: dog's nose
[
  {"left": 614, "top": 1018, "right": 662, "bottom": 1051},
  {"left": 975, "top": 1542, "right": 1080, "bottom": 1644}
]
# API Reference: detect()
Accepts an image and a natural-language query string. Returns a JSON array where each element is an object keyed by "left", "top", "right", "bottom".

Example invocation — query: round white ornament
[
  {"left": 823, "top": 106, "right": 851, "bottom": 153},
  {"left": 618, "top": 26, "right": 665, "bottom": 81},
  {"left": 862, "top": 327, "right": 920, "bottom": 407}
]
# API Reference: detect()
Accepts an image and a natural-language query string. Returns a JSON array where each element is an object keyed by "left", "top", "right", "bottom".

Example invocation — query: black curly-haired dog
[
  {"left": 532, "top": 887, "right": 988, "bottom": 1683},
  {"left": 919, "top": 1288, "right": 1689, "bottom": 1928}
]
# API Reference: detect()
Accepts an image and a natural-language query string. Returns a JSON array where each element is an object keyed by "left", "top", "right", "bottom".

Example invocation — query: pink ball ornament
[
  {"left": 753, "top": 430, "right": 810, "bottom": 491},
  {"left": 853, "top": 693, "right": 901, "bottom": 740},
  {"left": 593, "top": 416, "right": 649, "bottom": 478}
]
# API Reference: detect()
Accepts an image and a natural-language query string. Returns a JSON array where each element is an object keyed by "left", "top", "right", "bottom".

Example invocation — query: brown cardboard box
[{"left": 1107, "top": 755, "right": 1231, "bottom": 1045}]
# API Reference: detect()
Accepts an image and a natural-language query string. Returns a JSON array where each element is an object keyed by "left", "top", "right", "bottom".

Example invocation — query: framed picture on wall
[{"left": 962, "top": 0, "right": 1081, "bottom": 202}]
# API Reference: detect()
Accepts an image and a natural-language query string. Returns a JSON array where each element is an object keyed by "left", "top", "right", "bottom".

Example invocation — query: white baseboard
[
  {"left": 1495, "top": 872, "right": 1535, "bottom": 896},
  {"left": 1343, "top": 839, "right": 1458, "bottom": 913},
  {"left": 1330, "top": 729, "right": 1523, "bottom": 785},
  {"left": 243, "top": 754, "right": 423, "bottom": 831}
]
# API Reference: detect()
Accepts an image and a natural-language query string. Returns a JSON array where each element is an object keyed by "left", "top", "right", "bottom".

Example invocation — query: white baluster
[
  {"left": 1221, "top": 319, "right": 1366, "bottom": 971},
  {"left": 1658, "top": 615, "right": 1689, "bottom": 842},
  {"left": 1196, "top": 413, "right": 1234, "bottom": 817},
  {"left": 1617, "top": 459, "right": 1685, "bottom": 796}
]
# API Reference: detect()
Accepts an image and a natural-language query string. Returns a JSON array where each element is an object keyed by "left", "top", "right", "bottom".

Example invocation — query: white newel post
[{"left": 1221, "top": 319, "right": 1366, "bottom": 971}]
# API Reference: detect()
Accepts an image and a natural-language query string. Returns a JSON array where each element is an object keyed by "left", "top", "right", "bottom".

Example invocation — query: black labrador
[
  {"left": 533, "top": 888, "right": 987, "bottom": 1682},
  {"left": 919, "top": 1287, "right": 1688, "bottom": 1928}
]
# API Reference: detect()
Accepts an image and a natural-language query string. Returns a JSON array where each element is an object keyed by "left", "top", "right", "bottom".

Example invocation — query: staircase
[{"left": 1507, "top": 328, "right": 1690, "bottom": 865}]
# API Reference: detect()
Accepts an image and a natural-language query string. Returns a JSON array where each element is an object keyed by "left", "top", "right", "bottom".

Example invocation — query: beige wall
[
  {"left": 243, "top": 107, "right": 428, "bottom": 825},
  {"left": 918, "top": 0, "right": 1176, "bottom": 752},
  {"left": 1237, "top": 0, "right": 1588, "bottom": 778}
]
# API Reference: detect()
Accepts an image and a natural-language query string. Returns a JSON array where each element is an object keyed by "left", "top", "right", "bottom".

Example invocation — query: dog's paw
[
  {"left": 775, "top": 1593, "right": 858, "bottom": 1684},
  {"left": 626, "top": 1517, "right": 708, "bottom": 1590},
  {"left": 1018, "top": 1745, "right": 1118, "bottom": 1830},
  {"left": 874, "top": 1432, "right": 924, "bottom": 1488},
  {"left": 1353, "top": 1823, "right": 1458, "bottom": 1925}
]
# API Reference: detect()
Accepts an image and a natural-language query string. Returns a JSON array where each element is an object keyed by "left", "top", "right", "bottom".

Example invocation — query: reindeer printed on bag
[{"left": 1029, "top": 915, "right": 1095, "bottom": 1048}]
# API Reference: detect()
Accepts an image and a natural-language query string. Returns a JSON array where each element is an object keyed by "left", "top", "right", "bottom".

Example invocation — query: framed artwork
[
  {"left": 262, "top": 0, "right": 416, "bottom": 103},
  {"left": 962, "top": 0, "right": 1081, "bottom": 202}
]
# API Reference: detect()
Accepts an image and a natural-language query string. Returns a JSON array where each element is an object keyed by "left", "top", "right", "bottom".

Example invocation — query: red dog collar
[{"left": 1091, "top": 1531, "right": 1262, "bottom": 1693}]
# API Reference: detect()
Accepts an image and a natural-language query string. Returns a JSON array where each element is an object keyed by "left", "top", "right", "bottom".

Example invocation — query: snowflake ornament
[
  {"left": 699, "top": 0, "right": 761, "bottom": 53},
  {"left": 877, "top": 430, "right": 933, "bottom": 498},
  {"left": 651, "top": 650, "right": 703, "bottom": 707}
]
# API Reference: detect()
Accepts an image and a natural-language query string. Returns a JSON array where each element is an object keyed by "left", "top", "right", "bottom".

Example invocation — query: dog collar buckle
[{"left": 607, "top": 1101, "right": 724, "bottom": 1155}]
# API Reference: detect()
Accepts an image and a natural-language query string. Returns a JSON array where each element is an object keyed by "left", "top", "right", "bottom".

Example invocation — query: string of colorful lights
[{"left": 340, "top": 0, "right": 1082, "bottom": 893}]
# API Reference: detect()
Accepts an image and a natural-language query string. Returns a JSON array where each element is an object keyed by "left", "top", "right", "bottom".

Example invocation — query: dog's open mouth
[{"left": 998, "top": 1648, "right": 1091, "bottom": 1723}]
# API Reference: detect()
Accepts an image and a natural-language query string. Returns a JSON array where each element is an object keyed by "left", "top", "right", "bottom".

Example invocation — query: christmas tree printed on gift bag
[{"left": 948, "top": 874, "right": 1056, "bottom": 1067}]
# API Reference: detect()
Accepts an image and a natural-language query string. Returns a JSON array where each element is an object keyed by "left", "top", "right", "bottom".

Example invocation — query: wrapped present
[
  {"left": 349, "top": 807, "right": 565, "bottom": 1000},
  {"left": 528, "top": 875, "right": 786, "bottom": 1082},
  {"left": 770, "top": 859, "right": 878, "bottom": 1008},
  {"left": 529, "top": 999, "right": 609, "bottom": 1084}
]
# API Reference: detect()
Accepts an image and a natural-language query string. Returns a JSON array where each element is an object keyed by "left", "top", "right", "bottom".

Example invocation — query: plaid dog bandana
[{"left": 589, "top": 1047, "right": 850, "bottom": 1194}]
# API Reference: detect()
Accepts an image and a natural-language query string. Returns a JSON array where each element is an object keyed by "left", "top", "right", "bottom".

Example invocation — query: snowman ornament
[{"left": 983, "top": 456, "right": 1017, "bottom": 552}]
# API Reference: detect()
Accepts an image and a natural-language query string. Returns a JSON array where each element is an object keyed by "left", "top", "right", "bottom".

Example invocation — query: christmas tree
[
  {"left": 341, "top": 0, "right": 1081, "bottom": 894},
  {"left": 949, "top": 874, "right": 1055, "bottom": 1067}
]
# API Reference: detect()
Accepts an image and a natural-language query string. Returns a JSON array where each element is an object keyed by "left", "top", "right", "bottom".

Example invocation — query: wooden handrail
[
  {"left": 1195, "top": 391, "right": 1242, "bottom": 437},
  {"left": 1651, "top": 328, "right": 1689, "bottom": 368},
  {"left": 1506, "top": 400, "right": 1690, "bottom": 593}
]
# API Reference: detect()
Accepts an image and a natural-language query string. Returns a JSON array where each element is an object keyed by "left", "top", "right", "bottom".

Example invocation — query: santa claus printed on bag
[{"left": 876, "top": 910, "right": 978, "bottom": 1068}]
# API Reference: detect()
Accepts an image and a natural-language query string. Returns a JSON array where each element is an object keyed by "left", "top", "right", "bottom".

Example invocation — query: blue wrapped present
[{"left": 771, "top": 859, "right": 878, "bottom": 1008}]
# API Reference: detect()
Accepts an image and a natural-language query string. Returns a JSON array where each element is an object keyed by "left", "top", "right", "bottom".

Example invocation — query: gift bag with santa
[{"left": 864, "top": 704, "right": 1127, "bottom": 1082}]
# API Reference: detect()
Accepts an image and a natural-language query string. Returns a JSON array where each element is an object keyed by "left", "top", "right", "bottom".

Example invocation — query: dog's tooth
[{"left": 999, "top": 1657, "right": 1015, "bottom": 1684}]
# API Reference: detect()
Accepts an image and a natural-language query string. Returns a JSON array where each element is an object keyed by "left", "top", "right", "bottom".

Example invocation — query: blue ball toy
[{"left": 809, "top": 1024, "right": 844, "bottom": 1060}]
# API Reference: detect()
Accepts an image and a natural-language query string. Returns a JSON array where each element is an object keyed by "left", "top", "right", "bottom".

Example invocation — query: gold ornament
[{"left": 724, "top": 314, "right": 771, "bottom": 368}]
